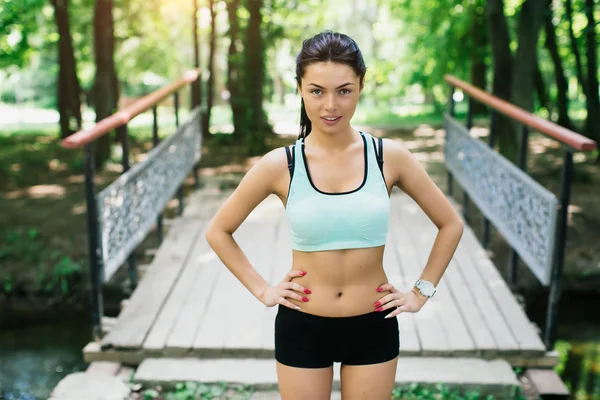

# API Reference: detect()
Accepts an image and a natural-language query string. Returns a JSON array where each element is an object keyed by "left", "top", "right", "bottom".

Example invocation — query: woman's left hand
[{"left": 373, "top": 283, "right": 428, "bottom": 319}]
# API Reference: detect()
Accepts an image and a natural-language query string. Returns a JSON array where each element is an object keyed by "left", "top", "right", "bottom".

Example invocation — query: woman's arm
[
  {"left": 385, "top": 138, "right": 464, "bottom": 296},
  {"left": 205, "top": 147, "right": 307, "bottom": 308}
]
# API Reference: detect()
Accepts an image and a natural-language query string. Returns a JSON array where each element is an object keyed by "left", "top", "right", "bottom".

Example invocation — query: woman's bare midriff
[{"left": 287, "top": 245, "right": 392, "bottom": 317}]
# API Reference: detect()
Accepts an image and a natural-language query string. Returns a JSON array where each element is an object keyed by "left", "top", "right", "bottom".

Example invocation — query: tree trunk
[
  {"left": 226, "top": 0, "right": 245, "bottom": 142},
  {"left": 370, "top": 0, "right": 380, "bottom": 108},
  {"left": 51, "top": 0, "right": 83, "bottom": 139},
  {"left": 485, "top": 0, "right": 518, "bottom": 161},
  {"left": 470, "top": 2, "right": 487, "bottom": 116},
  {"left": 202, "top": 0, "right": 216, "bottom": 141},
  {"left": 245, "top": 0, "right": 271, "bottom": 155},
  {"left": 583, "top": 0, "right": 600, "bottom": 148},
  {"left": 510, "top": 0, "right": 545, "bottom": 118},
  {"left": 543, "top": 0, "right": 573, "bottom": 130},
  {"left": 277, "top": 74, "right": 285, "bottom": 105},
  {"left": 191, "top": 0, "right": 201, "bottom": 109},
  {"left": 534, "top": 53, "right": 550, "bottom": 113},
  {"left": 565, "top": 0, "right": 587, "bottom": 101},
  {"left": 93, "top": 0, "right": 118, "bottom": 169}
]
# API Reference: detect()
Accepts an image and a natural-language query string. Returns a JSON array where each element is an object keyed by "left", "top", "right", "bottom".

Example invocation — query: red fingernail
[
  {"left": 376, "top": 287, "right": 383, "bottom": 292},
  {"left": 300, "top": 271, "right": 307, "bottom": 276},
  {"left": 304, "top": 289, "right": 311, "bottom": 294},
  {"left": 374, "top": 302, "right": 381, "bottom": 307},
  {"left": 302, "top": 297, "right": 309, "bottom": 302},
  {"left": 375, "top": 307, "right": 383, "bottom": 312}
]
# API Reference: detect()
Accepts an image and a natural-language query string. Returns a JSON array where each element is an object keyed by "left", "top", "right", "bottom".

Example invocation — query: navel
[{"left": 337, "top": 292, "right": 343, "bottom": 297}]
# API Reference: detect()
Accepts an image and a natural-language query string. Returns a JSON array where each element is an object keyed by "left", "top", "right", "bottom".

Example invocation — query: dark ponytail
[
  {"left": 298, "top": 97, "right": 312, "bottom": 139},
  {"left": 295, "top": 30, "right": 367, "bottom": 139}
]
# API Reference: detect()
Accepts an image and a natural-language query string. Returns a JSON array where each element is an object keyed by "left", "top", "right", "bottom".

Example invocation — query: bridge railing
[
  {"left": 61, "top": 70, "right": 204, "bottom": 339},
  {"left": 443, "top": 75, "right": 597, "bottom": 348}
]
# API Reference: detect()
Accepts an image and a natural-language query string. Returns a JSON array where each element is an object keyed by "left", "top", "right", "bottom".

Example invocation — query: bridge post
[
  {"left": 174, "top": 92, "right": 184, "bottom": 216},
  {"left": 482, "top": 110, "right": 497, "bottom": 250},
  {"left": 507, "top": 125, "right": 530, "bottom": 285},
  {"left": 83, "top": 143, "right": 103, "bottom": 339},
  {"left": 152, "top": 105, "right": 164, "bottom": 244},
  {"left": 447, "top": 87, "right": 455, "bottom": 197},
  {"left": 545, "top": 150, "right": 574, "bottom": 348},
  {"left": 466, "top": 97, "right": 474, "bottom": 130},
  {"left": 118, "top": 124, "right": 138, "bottom": 290},
  {"left": 461, "top": 96, "right": 473, "bottom": 225}
]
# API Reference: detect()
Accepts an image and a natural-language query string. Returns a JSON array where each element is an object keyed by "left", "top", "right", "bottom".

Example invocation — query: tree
[
  {"left": 486, "top": 0, "right": 546, "bottom": 162},
  {"left": 51, "top": 0, "right": 83, "bottom": 138},
  {"left": 244, "top": 0, "right": 272, "bottom": 155},
  {"left": 93, "top": 0, "right": 119, "bottom": 168},
  {"left": 542, "top": 0, "right": 573, "bottom": 131},
  {"left": 226, "top": 0, "right": 246, "bottom": 142},
  {"left": 202, "top": 0, "right": 217, "bottom": 141},
  {"left": 191, "top": 0, "right": 202, "bottom": 109},
  {"left": 582, "top": 0, "right": 599, "bottom": 150},
  {"left": 469, "top": 1, "right": 488, "bottom": 116},
  {"left": 0, "top": 0, "right": 44, "bottom": 69},
  {"left": 390, "top": 0, "right": 489, "bottom": 111}
]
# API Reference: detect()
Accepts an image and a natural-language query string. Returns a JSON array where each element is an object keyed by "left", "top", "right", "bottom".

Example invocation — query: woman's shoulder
[
  {"left": 380, "top": 136, "right": 408, "bottom": 153},
  {"left": 254, "top": 144, "right": 296, "bottom": 176},
  {"left": 363, "top": 133, "right": 409, "bottom": 157}
]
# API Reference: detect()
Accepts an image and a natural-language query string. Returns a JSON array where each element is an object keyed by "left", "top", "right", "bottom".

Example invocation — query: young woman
[{"left": 206, "top": 31, "right": 464, "bottom": 400}]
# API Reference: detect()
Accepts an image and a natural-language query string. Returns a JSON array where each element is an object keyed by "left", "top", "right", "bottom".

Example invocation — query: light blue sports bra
[{"left": 285, "top": 131, "right": 390, "bottom": 252}]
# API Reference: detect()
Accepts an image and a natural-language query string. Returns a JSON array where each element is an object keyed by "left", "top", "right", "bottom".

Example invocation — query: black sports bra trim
[
  {"left": 371, "top": 136, "right": 387, "bottom": 188},
  {"left": 300, "top": 131, "right": 368, "bottom": 196},
  {"left": 285, "top": 145, "right": 295, "bottom": 179}
]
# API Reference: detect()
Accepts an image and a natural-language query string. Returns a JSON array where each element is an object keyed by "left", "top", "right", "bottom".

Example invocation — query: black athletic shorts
[{"left": 274, "top": 305, "right": 399, "bottom": 368}]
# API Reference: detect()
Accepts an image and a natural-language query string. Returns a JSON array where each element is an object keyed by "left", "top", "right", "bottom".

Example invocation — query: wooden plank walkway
[{"left": 86, "top": 187, "right": 555, "bottom": 368}]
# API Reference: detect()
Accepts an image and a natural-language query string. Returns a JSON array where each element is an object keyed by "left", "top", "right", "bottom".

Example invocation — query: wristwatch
[{"left": 414, "top": 279, "right": 436, "bottom": 298}]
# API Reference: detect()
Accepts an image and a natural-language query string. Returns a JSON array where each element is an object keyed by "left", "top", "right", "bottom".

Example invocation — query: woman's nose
[{"left": 325, "top": 94, "right": 337, "bottom": 111}]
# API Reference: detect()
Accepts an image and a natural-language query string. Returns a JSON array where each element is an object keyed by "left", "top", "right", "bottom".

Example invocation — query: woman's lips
[{"left": 321, "top": 116, "right": 341, "bottom": 125}]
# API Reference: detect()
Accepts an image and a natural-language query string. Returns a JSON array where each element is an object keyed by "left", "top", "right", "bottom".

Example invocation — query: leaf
[{"left": 143, "top": 388, "right": 160, "bottom": 399}]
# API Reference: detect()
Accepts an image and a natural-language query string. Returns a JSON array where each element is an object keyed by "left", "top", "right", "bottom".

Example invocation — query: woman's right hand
[{"left": 259, "top": 270, "right": 311, "bottom": 309}]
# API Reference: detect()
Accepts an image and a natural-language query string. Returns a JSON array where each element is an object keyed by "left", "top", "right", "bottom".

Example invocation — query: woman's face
[{"left": 298, "top": 62, "right": 363, "bottom": 134}]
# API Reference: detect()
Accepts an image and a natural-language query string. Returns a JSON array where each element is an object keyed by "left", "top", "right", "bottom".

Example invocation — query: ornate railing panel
[
  {"left": 444, "top": 114, "right": 558, "bottom": 285},
  {"left": 97, "top": 108, "right": 202, "bottom": 281}
]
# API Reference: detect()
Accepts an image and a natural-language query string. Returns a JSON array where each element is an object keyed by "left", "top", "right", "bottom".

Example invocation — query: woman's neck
[{"left": 305, "top": 126, "right": 360, "bottom": 152}]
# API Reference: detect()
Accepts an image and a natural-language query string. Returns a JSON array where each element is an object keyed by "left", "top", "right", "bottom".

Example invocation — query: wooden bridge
[{"left": 85, "top": 187, "right": 552, "bottom": 368}]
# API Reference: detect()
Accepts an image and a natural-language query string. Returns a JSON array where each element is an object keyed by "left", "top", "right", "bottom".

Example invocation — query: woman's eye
[{"left": 310, "top": 88, "right": 351, "bottom": 95}]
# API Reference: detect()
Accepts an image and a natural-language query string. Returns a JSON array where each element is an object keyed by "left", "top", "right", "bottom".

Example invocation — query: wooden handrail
[
  {"left": 62, "top": 69, "right": 200, "bottom": 149},
  {"left": 445, "top": 75, "right": 597, "bottom": 152}
]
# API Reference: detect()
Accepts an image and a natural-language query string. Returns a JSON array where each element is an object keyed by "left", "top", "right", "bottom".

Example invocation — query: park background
[{"left": 0, "top": 0, "right": 599, "bottom": 398}]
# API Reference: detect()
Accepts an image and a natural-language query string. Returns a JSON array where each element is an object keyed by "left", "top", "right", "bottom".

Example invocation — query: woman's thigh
[
  {"left": 276, "top": 362, "right": 333, "bottom": 400},
  {"left": 339, "top": 357, "right": 398, "bottom": 400}
]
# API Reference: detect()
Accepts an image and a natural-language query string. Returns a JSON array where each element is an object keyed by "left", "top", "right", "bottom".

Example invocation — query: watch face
[{"left": 418, "top": 280, "right": 435, "bottom": 296}]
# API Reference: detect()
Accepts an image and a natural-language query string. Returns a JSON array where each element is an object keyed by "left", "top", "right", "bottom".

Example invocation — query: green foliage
[
  {"left": 391, "top": 383, "right": 525, "bottom": 400},
  {"left": 142, "top": 382, "right": 254, "bottom": 400},
  {"left": 554, "top": 340, "right": 573, "bottom": 376},
  {"left": 0, "top": 228, "right": 82, "bottom": 296},
  {"left": 0, "top": 228, "right": 43, "bottom": 265},
  {"left": 0, "top": 133, "right": 83, "bottom": 189},
  {"left": 145, "top": 382, "right": 526, "bottom": 400},
  {"left": 0, "top": 0, "right": 45, "bottom": 68},
  {"left": 45, "top": 253, "right": 81, "bottom": 295},
  {"left": 389, "top": 0, "right": 486, "bottom": 95}
]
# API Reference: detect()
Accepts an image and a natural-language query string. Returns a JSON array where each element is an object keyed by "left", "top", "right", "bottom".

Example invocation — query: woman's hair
[{"left": 295, "top": 30, "right": 367, "bottom": 139}]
